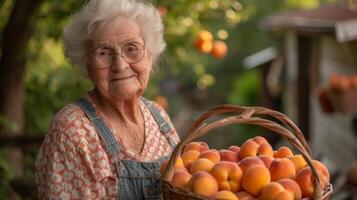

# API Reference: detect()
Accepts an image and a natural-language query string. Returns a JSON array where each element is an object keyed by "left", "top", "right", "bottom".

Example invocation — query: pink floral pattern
[{"left": 35, "top": 96, "right": 180, "bottom": 199}]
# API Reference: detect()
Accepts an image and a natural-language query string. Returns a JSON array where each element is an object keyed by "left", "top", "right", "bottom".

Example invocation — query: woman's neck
[{"left": 89, "top": 88, "right": 141, "bottom": 124}]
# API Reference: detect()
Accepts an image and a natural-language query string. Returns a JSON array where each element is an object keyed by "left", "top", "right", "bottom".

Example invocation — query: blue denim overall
[{"left": 75, "top": 97, "right": 176, "bottom": 200}]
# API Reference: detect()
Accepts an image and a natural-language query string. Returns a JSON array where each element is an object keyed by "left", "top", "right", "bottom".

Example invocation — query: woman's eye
[
  {"left": 94, "top": 48, "right": 112, "bottom": 56},
  {"left": 126, "top": 46, "right": 138, "bottom": 53}
]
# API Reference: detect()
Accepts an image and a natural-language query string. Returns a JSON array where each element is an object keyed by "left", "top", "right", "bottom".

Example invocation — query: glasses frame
[{"left": 90, "top": 42, "right": 146, "bottom": 69}]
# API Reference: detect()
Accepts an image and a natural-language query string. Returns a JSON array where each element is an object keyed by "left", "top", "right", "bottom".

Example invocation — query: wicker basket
[{"left": 161, "top": 105, "right": 333, "bottom": 200}]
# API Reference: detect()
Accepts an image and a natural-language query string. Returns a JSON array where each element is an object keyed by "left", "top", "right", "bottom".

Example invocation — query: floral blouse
[{"left": 35, "top": 95, "right": 180, "bottom": 199}]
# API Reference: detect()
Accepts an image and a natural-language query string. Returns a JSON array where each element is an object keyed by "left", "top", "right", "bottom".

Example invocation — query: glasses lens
[
  {"left": 122, "top": 42, "right": 144, "bottom": 64},
  {"left": 92, "top": 48, "right": 114, "bottom": 68}
]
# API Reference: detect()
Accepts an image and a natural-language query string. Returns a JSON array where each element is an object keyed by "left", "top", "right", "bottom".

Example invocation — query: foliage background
[{"left": 0, "top": 0, "right": 333, "bottom": 198}]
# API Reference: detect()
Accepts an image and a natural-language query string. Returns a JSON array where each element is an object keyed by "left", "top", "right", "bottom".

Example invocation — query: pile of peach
[{"left": 160, "top": 136, "right": 330, "bottom": 200}]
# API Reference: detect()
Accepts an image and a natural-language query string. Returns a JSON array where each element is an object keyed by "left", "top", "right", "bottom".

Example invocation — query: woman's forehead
[{"left": 93, "top": 19, "right": 143, "bottom": 46}]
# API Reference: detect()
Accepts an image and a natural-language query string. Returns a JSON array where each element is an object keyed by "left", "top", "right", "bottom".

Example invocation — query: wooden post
[{"left": 296, "top": 35, "right": 318, "bottom": 140}]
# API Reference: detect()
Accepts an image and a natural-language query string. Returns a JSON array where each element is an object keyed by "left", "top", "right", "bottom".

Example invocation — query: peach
[
  {"left": 258, "top": 155, "right": 273, "bottom": 169},
  {"left": 288, "top": 154, "right": 307, "bottom": 172},
  {"left": 238, "top": 157, "right": 265, "bottom": 174},
  {"left": 257, "top": 143, "right": 274, "bottom": 157},
  {"left": 219, "top": 149, "right": 239, "bottom": 163},
  {"left": 194, "top": 31, "right": 214, "bottom": 53},
  {"left": 278, "top": 178, "right": 302, "bottom": 200},
  {"left": 269, "top": 158, "right": 296, "bottom": 181},
  {"left": 242, "top": 165, "right": 271, "bottom": 196},
  {"left": 295, "top": 167, "right": 315, "bottom": 198},
  {"left": 160, "top": 157, "right": 185, "bottom": 174},
  {"left": 274, "top": 146, "right": 294, "bottom": 158},
  {"left": 252, "top": 136, "right": 268, "bottom": 145},
  {"left": 228, "top": 145, "right": 241, "bottom": 154},
  {"left": 197, "top": 30, "right": 213, "bottom": 42},
  {"left": 170, "top": 169, "right": 192, "bottom": 190},
  {"left": 211, "top": 40, "right": 227, "bottom": 59},
  {"left": 260, "top": 182, "right": 294, "bottom": 200},
  {"left": 311, "top": 160, "right": 330, "bottom": 186},
  {"left": 199, "top": 149, "right": 221, "bottom": 164},
  {"left": 183, "top": 142, "right": 209, "bottom": 153},
  {"left": 188, "top": 171, "right": 218, "bottom": 197},
  {"left": 239, "top": 140, "right": 259, "bottom": 159},
  {"left": 211, "top": 161, "right": 243, "bottom": 192},
  {"left": 235, "top": 191, "right": 257, "bottom": 200},
  {"left": 195, "top": 39, "right": 213, "bottom": 53},
  {"left": 295, "top": 162, "right": 329, "bottom": 199},
  {"left": 190, "top": 158, "right": 215, "bottom": 174},
  {"left": 211, "top": 190, "right": 238, "bottom": 200},
  {"left": 182, "top": 150, "right": 200, "bottom": 169}
]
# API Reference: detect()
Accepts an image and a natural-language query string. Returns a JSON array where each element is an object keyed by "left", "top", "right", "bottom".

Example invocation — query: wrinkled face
[{"left": 87, "top": 19, "right": 152, "bottom": 101}]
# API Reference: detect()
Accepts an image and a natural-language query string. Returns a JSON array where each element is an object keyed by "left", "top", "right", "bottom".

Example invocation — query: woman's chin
[{"left": 108, "top": 86, "right": 141, "bottom": 101}]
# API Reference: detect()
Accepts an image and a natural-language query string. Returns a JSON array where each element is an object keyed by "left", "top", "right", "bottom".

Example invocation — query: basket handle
[{"left": 161, "top": 105, "right": 323, "bottom": 199}]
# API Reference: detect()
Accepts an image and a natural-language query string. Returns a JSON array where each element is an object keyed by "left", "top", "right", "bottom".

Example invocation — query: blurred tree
[{"left": 0, "top": 0, "right": 45, "bottom": 186}]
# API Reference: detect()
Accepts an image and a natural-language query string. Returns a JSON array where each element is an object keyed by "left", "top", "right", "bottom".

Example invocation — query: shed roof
[{"left": 261, "top": 0, "right": 357, "bottom": 42}]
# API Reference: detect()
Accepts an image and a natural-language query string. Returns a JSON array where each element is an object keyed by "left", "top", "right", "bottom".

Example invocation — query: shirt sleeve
[{"left": 35, "top": 105, "right": 116, "bottom": 199}]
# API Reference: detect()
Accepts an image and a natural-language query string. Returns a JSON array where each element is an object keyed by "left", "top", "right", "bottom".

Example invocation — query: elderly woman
[{"left": 35, "top": 0, "right": 180, "bottom": 199}]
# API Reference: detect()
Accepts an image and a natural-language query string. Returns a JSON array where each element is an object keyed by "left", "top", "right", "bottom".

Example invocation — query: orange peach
[
  {"left": 212, "top": 190, "right": 238, "bottom": 200},
  {"left": 311, "top": 160, "right": 330, "bottom": 186},
  {"left": 195, "top": 39, "right": 213, "bottom": 53},
  {"left": 258, "top": 155, "right": 273, "bottom": 169},
  {"left": 260, "top": 182, "right": 293, "bottom": 200},
  {"left": 288, "top": 154, "right": 307, "bottom": 172},
  {"left": 274, "top": 146, "right": 294, "bottom": 158},
  {"left": 278, "top": 178, "right": 302, "bottom": 200},
  {"left": 182, "top": 150, "right": 200, "bottom": 169},
  {"left": 199, "top": 149, "right": 221, "bottom": 164},
  {"left": 295, "top": 167, "right": 315, "bottom": 198},
  {"left": 257, "top": 143, "right": 274, "bottom": 157},
  {"left": 219, "top": 149, "right": 239, "bottom": 163},
  {"left": 160, "top": 157, "right": 185, "bottom": 174},
  {"left": 170, "top": 169, "right": 192, "bottom": 190},
  {"left": 194, "top": 31, "right": 214, "bottom": 53},
  {"left": 238, "top": 157, "right": 265, "bottom": 174},
  {"left": 211, "top": 161, "right": 243, "bottom": 192},
  {"left": 228, "top": 145, "right": 241, "bottom": 154},
  {"left": 210, "top": 40, "right": 227, "bottom": 59},
  {"left": 190, "top": 158, "right": 215, "bottom": 174},
  {"left": 239, "top": 140, "right": 259, "bottom": 159},
  {"left": 252, "top": 136, "right": 268, "bottom": 145},
  {"left": 183, "top": 142, "right": 209, "bottom": 153},
  {"left": 242, "top": 165, "right": 271, "bottom": 197},
  {"left": 235, "top": 191, "right": 257, "bottom": 200},
  {"left": 295, "top": 162, "right": 329, "bottom": 199},
  {"left": 269, "top": 158, "right": 296, "bottom": 181},
  {"left": 197, "top": 30, "right": 213, "bottom": 42},
  {"left": 188, "top": 171, "right": 219, "bottom": 197}
]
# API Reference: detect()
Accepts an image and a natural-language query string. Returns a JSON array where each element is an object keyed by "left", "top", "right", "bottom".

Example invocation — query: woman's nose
[{"left": 111, "top": 54, "right": 129, "bottom": 72}]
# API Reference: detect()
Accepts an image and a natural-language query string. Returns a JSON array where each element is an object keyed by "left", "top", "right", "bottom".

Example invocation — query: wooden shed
[{"left": 258, "top": 0, "right": 357, "bottom": 174}]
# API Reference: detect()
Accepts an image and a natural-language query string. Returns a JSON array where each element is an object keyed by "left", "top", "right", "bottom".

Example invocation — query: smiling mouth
[{"left": 111, "top": 75, "right": 136, "bottom": 81}]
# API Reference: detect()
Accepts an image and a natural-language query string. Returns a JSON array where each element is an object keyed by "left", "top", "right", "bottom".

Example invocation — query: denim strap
[
  {"left": 75, "top": 98, "right": 119, "bottom": 156},
  {"left": 140, "top": 97, "right": 176, "bottom": 148}
]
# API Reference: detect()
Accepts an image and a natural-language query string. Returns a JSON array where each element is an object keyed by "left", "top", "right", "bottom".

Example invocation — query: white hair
[{"left": 62, "top": 0, "right": 166, "bottom": 71}]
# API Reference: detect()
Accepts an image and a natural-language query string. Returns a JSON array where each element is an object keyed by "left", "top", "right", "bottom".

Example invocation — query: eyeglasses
[{"left": 90, "top": 42, "right": 145, "bottom": 69}]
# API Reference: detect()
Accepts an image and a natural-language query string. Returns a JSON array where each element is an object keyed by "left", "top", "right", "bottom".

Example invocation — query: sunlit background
[{"left": 2, "top": 0, "right": 357, "bottom": 199}]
